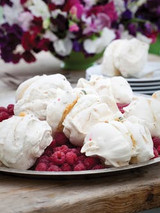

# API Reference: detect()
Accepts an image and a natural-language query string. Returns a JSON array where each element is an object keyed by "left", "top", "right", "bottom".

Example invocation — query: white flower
[
  {"left": 128, "top": 0, "right": 147, "bottom": 14},
  {"left": 29, "top": 0, "right": 50, "bottom": 20},
  {"left": 51, "top": 9, "right": 67, "bottom": 18},
  {"left": 18, "top": 12, "right": 33, "bottom": 31},
  {"left": 113, "top": 0, "right": 126, "bottom": 15},
  {"left": 54, "top": 37, "right": 73, "bottom": 56},
  {"left": 44, "top": 31, "right": 57, "bottom": 42},
  {"left": 120, "top": 28, "right": 152, "bottom": 44},
  {"left": 51, "top": 0, "right": 65, "bottom": 5},
  {"left": 83, "top": 27, "right": 116, "bottom": 54},
  {"left": 3, "top": 0, "right": 23, "bottom": 25},
  {"left": 136, "top": 33, "right": 152, "bottom": 44}
]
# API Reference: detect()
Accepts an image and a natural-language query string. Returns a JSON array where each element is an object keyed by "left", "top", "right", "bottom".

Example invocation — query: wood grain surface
[
  {"left": 0, "top": 163, "right": 160, "bottom": 213},
  {"left": 0, "top": 53, "right": 160, "bottom": 213}
]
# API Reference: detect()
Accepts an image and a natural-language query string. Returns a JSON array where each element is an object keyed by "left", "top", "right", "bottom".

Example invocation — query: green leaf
[{"left": 149, "top": 34, "right": 160, "bottom": 56}]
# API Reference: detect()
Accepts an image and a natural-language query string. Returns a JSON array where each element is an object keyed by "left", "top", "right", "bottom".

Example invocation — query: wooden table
[{"left": 0, "top": 53, "right": 160, "bottom": 213}]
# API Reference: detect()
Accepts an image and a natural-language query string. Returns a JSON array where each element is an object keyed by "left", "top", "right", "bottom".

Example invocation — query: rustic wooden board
[{"left": 0, "top": 163, "right": 160, "bottom": 213}]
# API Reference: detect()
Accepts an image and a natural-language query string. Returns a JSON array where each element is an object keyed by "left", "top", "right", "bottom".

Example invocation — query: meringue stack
[
  {"left": 0, "top": 73, "right": 157, "bottom": 170},
  {"left": 101, "top": 38, "right": 149, "bottom": 78},
  {"left": 0, "top": 114, "right": 52, "bottom": 170},
  {"left": 123, "top": 93, "right": 160, "bottom": 138},
  {"left": 14, "top": 74, "right": 73, "bottom": 120},
  {"left": 81, "top": 116, "right": 154, "bottom": 167}
]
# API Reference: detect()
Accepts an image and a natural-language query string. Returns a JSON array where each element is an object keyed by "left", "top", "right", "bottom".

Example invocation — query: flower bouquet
[
  {"left": 0, "top": 0, "right": 118, "bottom": 70},
  {"left": 116, "top": 0, "right": 160, "bottom": 54}
]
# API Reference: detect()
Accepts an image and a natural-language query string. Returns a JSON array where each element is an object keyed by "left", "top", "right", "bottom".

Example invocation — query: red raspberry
[
  {"left": 54, "top": 132, "right": 68, "bottom": 145},
  {"left": 35, "top": 162, "right": 48, "bottom": 171},
  {"left": 157, "top": 146, "right": 160, "bottom": 155},
  {"left": 54, "top": 145, "right": 69, "bottom": 154},
  {"left": 152, "top": 137, "right": 160, "bottom": 149},
  {"left": 117, "top": 103, "right": 129, "bottom": 114},
  {"left": 77, "top": 155, "right": 86, "bottom": 163},
  {"left": 50, "top": 151, "right": 65, "bottom": 165},
  {"left": 92, "top": 164, "right": 105, "bottom": 170},
  {"left": 84, "top": 157, "right": 98, "bottom": 170},
  {"left": 72, "top": 147, "right": 81, "bottom": 156},
  {"left": 153, "top": 148, "right": 159, "bottom": 158},
  {"left": 47, "top": 165, "right": 61, "bottom": 171},
  {"left": 0, "top": 107, "right": 8, "bottom": 113},
  {"left": 37, "top": 155, "right": 50, "bottom": 164},
  {"left": 0, "top": 112, "right": 10, "bottom": 122},
  {"left": 61, "top": 163, "right": 72, "bottom": 171},
  {"left": 74, "top": 162, "right": 86, "bottom": 171},
  {"left": 44, "top": 147, "right": 53, "bottom": 157},
  {"left": 66, "top": 151, "right": 77, "bottom": 165},
  {"left": 48, "top": 139, "right": 56, "bottom": 148},
  {"left": 7, "top": 104, "right": 14, "bottom": 115}
]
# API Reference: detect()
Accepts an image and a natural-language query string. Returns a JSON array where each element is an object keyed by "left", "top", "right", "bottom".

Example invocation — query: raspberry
[
  {"left": 61, "top": 163, "right": 72, "bottom": 171},
  {"left": 47, "top": 165, "right": 61, "bottom": 171},
  {"left": 72, "top": 147, "right": 81, "bottom": 156},
  {"left": 37, "top": 155, "right": 50, "bottom": 164},
  {"left": 48, "top": 139, "right": 56, "bottom": 148},
  {"left": 35, "top": 162, "right": 48, "bottom": 171},
  {"left": 92, "top": 164, "right": 105, "bottom": 170},
  {"left": 0, "top": 107, "right": 8, "bottom": 113},
  {"left": 77, "top": 155, "right": 86, "bottom": 163},
  {"left": 66, "top": 151, "right": 77, "bottom": 165},
  {"left": 117, "top": 103, "right": 129, "bottom": 114},
  {"left": 44, "top": 147, "right": 53, "bottom": 157},
  {"left": 157, "top": 146, "right": 160, "bottom": 155},
  {"left": 7, "top": 104, "right": 14, "bottom": 115},
  {"left": 153, "top": 148, "right": 159, "bottom": 158},
  {"left": 50, "top": 151, "right": 65, "bottom": 165},
  {"left": 74, "top": 162, "right": 86, "bottom": 171},
  {"left": 152, "top": 137, "right": 160, "bottom": 149},
  {"left": 54, "top": 145, "right": 69, "bottom": 154},
  {"left": 84, "top": 157, "right": 98, "bottom": 170},
  {"left": 0, "top": 112, "right": 10, "bottom": 122},
  {"left": 54, "top": 132, "right": 68, "bottom": 145}
]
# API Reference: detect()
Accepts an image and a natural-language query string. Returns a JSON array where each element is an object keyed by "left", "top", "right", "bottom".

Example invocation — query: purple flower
[
  {"left": 0, "top": 0, "right": 12, "bottom": 6},
  {"left": 128, "top": 23, "right": 137, "bottom": 36},
  {"left": 51, "top": 14, "right": 68, "bottom": 38},
  {"left": 0, "top": 23, "right": 23, "bottom": 63},
  {"left": 73, "top": 40, "right": 82, "bottom": 52},
  {"left": 121, "top": 9, "right": 132, "bottom": 20}
]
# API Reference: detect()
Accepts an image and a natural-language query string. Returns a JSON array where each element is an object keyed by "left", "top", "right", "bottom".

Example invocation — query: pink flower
[
  {"left": 87, "top": 1, "right": 118, "bottom": 22},
  {"left": 69, "top": 23, "right": 79, "bottom": 32},
  {"left": 63, "top": 0, "right": 84, "bottom": 19},
  {"left": 70, "top": 4, "right": 84, "bottom": 19}
]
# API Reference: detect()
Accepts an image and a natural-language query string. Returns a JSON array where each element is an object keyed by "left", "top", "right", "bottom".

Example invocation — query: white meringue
[
  {"left": 122, "top": 116, "right": 154, "bottom": 163},
  {"left": 14, "top": 74, "right": 73, "bottom": 120},
  {"left": 46, "top": 89, "right": 78, "bottom": 134},
  {"left": 81, "top": 117, "right": 154, "bottom": 167},
  {"left": 81, "top": 122, "right": 133, "bottom": 167},
  {"left": 0, "top": 114, "right": 52, "bottom": 170},
  {"left": 102, "top": 38, "right": 149, "bottom": 78},
  {"left": 152, "top": 91, "right": 160, "bottom": 101},
  {"left": 77, "top": 75, "right": 133, "bottom": 104},
  {"left": 124, "top": 96, "right": 160, "bottom": 137},
  {"left": 15, "top": 75, "right": 40, "bottom": 101},
  {"left": 101, "top": 39, "right": 124, "bottom": 76},
  {"left": 63, "top": 94, "right": 122, "bottom": 147}
]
